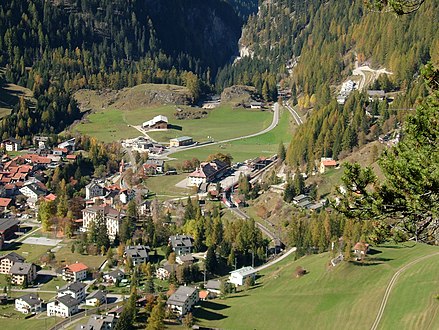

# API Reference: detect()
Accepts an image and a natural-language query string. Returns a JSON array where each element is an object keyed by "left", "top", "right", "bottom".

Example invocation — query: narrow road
[
  {"left": 255, "top": 247, "right": 297, "bottom": 272},
  {"left": 284, "top": 102, "right": 303, "bottom": 125},
  {"left": 370, "top": 252, "right": 439, "bottom": 330},
  {"left": 230, "top": 207, "right": 277, "bottom": 241},
  {"left": 155, "top": 102, "right": 280, "bottom": 159}
]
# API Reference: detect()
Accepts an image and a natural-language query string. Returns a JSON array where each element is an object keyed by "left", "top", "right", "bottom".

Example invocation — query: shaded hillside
[{"left": 0, "top": 0, "right": 245, "bottom": 141}]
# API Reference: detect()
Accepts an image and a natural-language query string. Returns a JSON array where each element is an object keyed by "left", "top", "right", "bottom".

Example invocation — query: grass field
[
  {"left": 73, "top": 83, "right": 273, "bottom": 144},
  {"left": 147, "top": 105, "right": 272, "bottom": 143},
  {"left": 144, "top": 173, "right": 192, "bottom": 199},
  {"left": 169, "top": 108, "right": 293, "bottom": 164},
  {"left": 55, "top": 242, "right": 106, "bottom": 270},
  {"left": 194, "top": 243, "right": 439, "bottom": 330},
  {"left": 2, "top": 243, "right": 52, "bottom": 263}
]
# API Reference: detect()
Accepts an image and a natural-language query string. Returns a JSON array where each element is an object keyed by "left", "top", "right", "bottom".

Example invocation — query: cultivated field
[{"left": 194, "top": 243, "right": 439, "bottom": 330}]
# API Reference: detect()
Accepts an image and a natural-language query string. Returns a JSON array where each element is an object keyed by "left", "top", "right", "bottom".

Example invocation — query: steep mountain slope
[
  {"left": 217, "top": 0, "right": 438, "bottom": 168},
  {"left": 0, "top": 0, "right": 245, "bottom": 140}
]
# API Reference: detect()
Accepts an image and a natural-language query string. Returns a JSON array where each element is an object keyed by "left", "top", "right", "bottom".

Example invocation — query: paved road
[
  {"left": 370, "top": 252, "right": 439, "bottom": 330},
  {"left": 155, "top": 102, "right": 280, "bottom": 159},
  {"left": 353, "top": 65, "right": 392, "bottom": 91},
  {"left": 284, "top": 102, "right": 303, "bottom": 125},
  {"left": 255, "top": 247, "right": 297, "bottom": 272}
]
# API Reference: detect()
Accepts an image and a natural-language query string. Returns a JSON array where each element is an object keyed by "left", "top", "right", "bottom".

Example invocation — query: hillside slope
[{"left": 195, "top": 243, "right": 439, "bottom": 329}]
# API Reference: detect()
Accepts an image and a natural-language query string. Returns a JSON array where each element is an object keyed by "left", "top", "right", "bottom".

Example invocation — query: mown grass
[
  {"left": 55, "top": 242, "right": 106, "bottom": 270},
  {"left": 147, "top": 105, "right": 272, "bottom": 143},
  {"left": 194, "top": 243, "right": 439, "bottom": 330},
  {"left": 74, "top": 83, "right": 272, "bottom": 143},
  {"left": 2, "top": 243, "right": 52, "bottom": 263},
  {"left": 169, "top": 108, "right": 293, "bottom": 163}
]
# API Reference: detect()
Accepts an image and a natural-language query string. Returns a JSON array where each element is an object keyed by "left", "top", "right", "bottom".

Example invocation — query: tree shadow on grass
[
  {"left": 201, "top": 301, "right": 230, "bottom": 311},
  {"left": 367, "top": 248, "right": 382, "bottom": 255},
  {"left": 194, "top": 307, "right": 228, "bottom": 321},
  {"left": 349, "top": 257, "right": 393, "bottom": 266}
]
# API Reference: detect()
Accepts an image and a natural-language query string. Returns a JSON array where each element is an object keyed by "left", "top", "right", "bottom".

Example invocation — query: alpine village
[{"left": 0, "top": 0, "right": 437, "bottom": 329}]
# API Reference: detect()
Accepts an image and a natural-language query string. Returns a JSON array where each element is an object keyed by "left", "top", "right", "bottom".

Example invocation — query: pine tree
[
  {"left": 146, "top": 300, "right": 165, "bottom": 330},
  {"left": 278, "top": 141, "right": 286, "bottom": 162},
  {"left": 205, "top": 246, "right": 217, "bottom": 274}
]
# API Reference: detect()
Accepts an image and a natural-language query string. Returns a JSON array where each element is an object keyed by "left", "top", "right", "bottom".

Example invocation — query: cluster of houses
[
  {"left": 337, "top": 80, "right": 357, "bottom": 105},
  {"left": 0, "top": 138, "right": 77, "bottom": 217},
  {"left": 0, "top": 251, "right": 37, "bottom": 285},
  {"left": 122, "top": 136, "right": 166, "bottom": 155},
  {"left": 187, "top": 159, "right": 229, "bottom": 188}
]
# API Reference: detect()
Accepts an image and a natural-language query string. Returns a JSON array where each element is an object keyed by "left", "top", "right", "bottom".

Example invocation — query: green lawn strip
[
  {"left": 2, "top": 243, "right": 52, "bottom": 263},
  {"left": 74, "top": 108, "right": 139, "bottom": 141},
  {"left": 168, "top": 108, "right": 292, "bottom": 164},
  {"left": 39, "top": 277, "right": 68, "bottom": 292},
  {"left": 378, "top": 253, "right": 439, "bottom": 330},
  {"left": 55, "top": 243, "right": 106, "bottom": 270},
  {"left": 147, "top": 105, "right": 272, "bottom": 143},
  {"left": 144, "top": 174, "right": 192, "bottom": 198},
  {"left": 0, "top": 302, "right": 61, "bottom": 330},
  {"left": 194, "top": 243, "right": 439, "bottom": 330}
]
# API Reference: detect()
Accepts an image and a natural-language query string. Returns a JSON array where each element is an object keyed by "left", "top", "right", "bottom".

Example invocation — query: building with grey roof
[
  {"left": 58, "top": 281, "right": 87, "bottom": 301},
  {"left": 169, "top": 235, "right": 193, "bottom": 256},
  {"left": 47, "top": 295, "right": 80, "bottom": 318},
  {"left": 76, "top": 314, "right": 115, "bottom": 330},
  {"left": 15, "top": 293, "right": 44, "bottom": 314},
  {"left": 9, "top": 262, "right": 36, "bottom": 286},
  {"left": 124, "top": 245, "right": 150, "bottom": 266},
  {"left": 86, "top": 290, "right": 107, "bottom": 306},
  {"left": 166, "top": 286, "right": 199, "bottom": 316}
]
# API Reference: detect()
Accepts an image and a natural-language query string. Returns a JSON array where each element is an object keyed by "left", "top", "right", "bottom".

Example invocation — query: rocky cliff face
[{"left": 145, "top": 0, "right": 243, "bottom": 71}]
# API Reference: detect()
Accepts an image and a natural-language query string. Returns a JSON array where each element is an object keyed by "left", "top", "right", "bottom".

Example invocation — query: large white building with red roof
[{"left": 62, "top": 262, "right": 88, "bottom": 282}]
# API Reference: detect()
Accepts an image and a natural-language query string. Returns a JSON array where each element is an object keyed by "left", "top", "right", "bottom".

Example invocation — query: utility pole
[
  {"left": 234, "top": 257, "right": 237, "bottom": 270},
  {"left": 252, "top": 250, "right": 254, "bottom": 268}
]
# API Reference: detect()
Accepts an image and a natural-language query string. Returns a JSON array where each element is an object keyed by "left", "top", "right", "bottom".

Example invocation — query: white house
[
  {"left": 166, "top": 286, "right": 199, "bottom": 316},
  {"left": 143, "top": 115, "right": 168, "bottom": 129},
  {"left": 15, "top": 294, "right": 44, "bottom": 314},
  {"left": 229, "top": 266, "right": 256, "bottom": 286},
  {"left": 156, "top": 263, "right": 177, "bottom": 281},
  {"left": 62, "top": 263, "right": 88, "bottom": 282},
  {"left": 47, "top": 295, "right": 79, "bottom": 318},
  {"left": 58, "top": 282, "right": 87, "bottom": 302},
  {"left": 103, "top": 269, "right": 125, "bottom": 284},
  {"left": 85, "top": 290, "right": 107, "bottom": 306},
  {"left": 169, "top": 235, "right": 193, "bottom": 256},
  {"left": 19, "top": 181, "right": 46, "bottom": 200},
  {"left": 2, "top": 138, "right": 21, "bottom": 152}
]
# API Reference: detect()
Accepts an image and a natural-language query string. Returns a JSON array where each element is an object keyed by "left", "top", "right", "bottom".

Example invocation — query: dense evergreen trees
[{"left": 0, "top": 0, "right": 245, "bottom": 140}]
